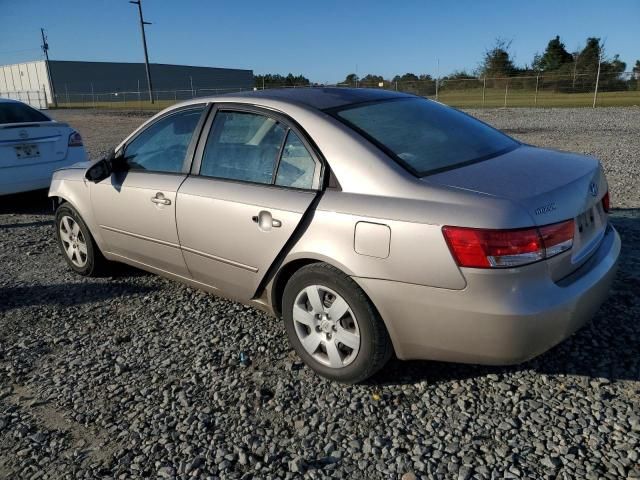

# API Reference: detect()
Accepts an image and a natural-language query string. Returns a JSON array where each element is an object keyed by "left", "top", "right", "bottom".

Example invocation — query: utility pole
[
  {"left": 129, "top": 0, "right": 154, "bottom": 103},
  {"left": 572, "top": 51, "right": 580, "bottom": 90},
  {"left": 41, "top": 28, "right": 57, "bottom": 107},
  {"left": 593, "top": 48, "right": 602, "bottom": 108}
]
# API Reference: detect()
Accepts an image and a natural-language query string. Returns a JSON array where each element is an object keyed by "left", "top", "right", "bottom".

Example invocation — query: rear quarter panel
[{"left": 278, "top": 190, "right": 470, "bottom": 291}]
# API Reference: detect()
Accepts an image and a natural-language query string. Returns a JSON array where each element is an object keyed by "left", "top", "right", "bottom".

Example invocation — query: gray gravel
[{"left": 1, "top": 107, "right": 639, "bottom": 479}]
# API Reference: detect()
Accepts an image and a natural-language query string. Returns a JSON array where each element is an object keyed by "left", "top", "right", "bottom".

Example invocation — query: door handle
[
  {"left": 151, "top": 192, "right": 171, "bottom": 205},
  {"left": 252, "top": 210, "right": 281, "bottom": 230}
]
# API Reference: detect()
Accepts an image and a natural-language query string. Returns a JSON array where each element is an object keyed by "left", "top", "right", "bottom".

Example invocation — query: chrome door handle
[
  {"left": 151, "top": 192, "right": 171, "bottom": 205},
  {"left": 252, "top": 210, "right": 281, "bottom": 230}
]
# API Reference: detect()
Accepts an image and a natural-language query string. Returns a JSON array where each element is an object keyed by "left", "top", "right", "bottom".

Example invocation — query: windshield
[
  {"left": 0, "top": 102, "right": 50, "bottom": 124},
  {"left": 333, "top": 97, "right": 518, "bottom": 176}
]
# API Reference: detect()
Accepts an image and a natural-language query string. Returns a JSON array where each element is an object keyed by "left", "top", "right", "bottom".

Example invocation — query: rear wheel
[
  {"left": 282, "top": 263, "right": 392, "bottom": 383},
  {"left": 55, "top": 203, "right": 107, "bottom": 276}
]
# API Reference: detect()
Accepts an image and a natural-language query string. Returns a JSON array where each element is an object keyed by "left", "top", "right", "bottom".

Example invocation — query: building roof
[{"left": 230, "top": 87, "right": 413, "bottom": 110}]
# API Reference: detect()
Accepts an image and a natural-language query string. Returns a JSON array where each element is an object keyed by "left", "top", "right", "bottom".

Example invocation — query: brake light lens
[
  {"left": 68, "top": 131, "right": 83, "bottom": 147},
  {"left": 539, "top": 220, "right": 575, "bottom": 258},
  {"left": 602, "top": 191, "right": 610, "bottom": 213},
  {"left": 443, "top": 219, "right": 574, "bottom": 269}
]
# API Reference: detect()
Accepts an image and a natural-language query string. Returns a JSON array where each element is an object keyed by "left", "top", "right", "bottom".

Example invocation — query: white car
[{"left": 0, "top": 98, "right": 87, "bottom": 195}]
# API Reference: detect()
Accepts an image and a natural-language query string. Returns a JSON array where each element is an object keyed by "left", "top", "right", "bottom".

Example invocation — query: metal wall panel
[
  {"left": 47, "top": 60, "right": 254, "bottom": 94},
  {"left": 1, "top": 60, "right": 253, "bottom": 107}
]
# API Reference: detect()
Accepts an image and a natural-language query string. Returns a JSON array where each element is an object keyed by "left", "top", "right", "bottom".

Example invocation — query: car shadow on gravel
[
  {"left": 0, "top": 190, "right": 52, "bottom": 215},
  {"left": 0, "top": 281, "right": 153, "bottom": 314},
  {"left": 0, "top": 220, "right": 53, "bottom": 230},
  {"left": 371, "top": 209, "right": 640, "bottom": 386}
]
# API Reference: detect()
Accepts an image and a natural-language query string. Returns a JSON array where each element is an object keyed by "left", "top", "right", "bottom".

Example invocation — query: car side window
[
  {"left": 275, "top": 131, "right": 316, "bottom": 189},
  {"left": 200, "top": 111, "right": 287, "bottom": 184},
  {"left": 124, "top": 107, "right": 204, "bottom": 173}
]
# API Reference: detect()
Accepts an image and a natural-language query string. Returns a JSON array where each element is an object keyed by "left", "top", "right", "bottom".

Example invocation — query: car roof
[
  {"left": 0, "top": 98, "right": 21, "bottom": 104},
  {"left": 224, "top": 87, "right": 414, "bottom": 110}
]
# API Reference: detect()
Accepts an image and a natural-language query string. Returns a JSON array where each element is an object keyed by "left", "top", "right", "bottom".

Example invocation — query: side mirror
[
  {"left": 84, "top": 150, "right": 127, "bottom": 183},
  {"left": 85, "top": 158, "right": 112, "bottom": 183}
]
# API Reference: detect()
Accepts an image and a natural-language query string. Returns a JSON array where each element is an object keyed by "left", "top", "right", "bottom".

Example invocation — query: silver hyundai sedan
[{"left": 49, "top": 88, "right": 620, "bottom": 383}]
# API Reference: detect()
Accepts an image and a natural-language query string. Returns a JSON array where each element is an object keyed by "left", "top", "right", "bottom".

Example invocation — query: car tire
[
  {"left": 55, "top": 202, "right": 108, "bottom": 277},
  {"left": 282, "top": 262, "right": 392, "bottom": 383}
]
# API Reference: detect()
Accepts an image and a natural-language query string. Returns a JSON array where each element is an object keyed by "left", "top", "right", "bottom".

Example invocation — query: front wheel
[
  {"left": 55, "top": 203, "right": 107, "bottom": 276},
  {"left": 282, "top": 263, "right": 392, "bottom": 383}
]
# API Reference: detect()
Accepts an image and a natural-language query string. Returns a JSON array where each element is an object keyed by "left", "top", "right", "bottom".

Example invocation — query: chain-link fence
[
  {"left": 0, "top": 90, "right": 48, "bottom": 109},
  {"left": 52, "top": 86, "right": 254, "bottom": 111},
  {"left": 48, "top": 71, "right": 640, "bottom": 111},
  {"left": 358, "top": 71, "right": 640, "bottom": 108}
]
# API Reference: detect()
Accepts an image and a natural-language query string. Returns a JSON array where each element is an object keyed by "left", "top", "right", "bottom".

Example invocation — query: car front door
[
  {"left": 92, "top": 105, "right": 206, "bottom": 276},
  {"left": 176, "top": 106, "right": 322, "bottom": 300}
]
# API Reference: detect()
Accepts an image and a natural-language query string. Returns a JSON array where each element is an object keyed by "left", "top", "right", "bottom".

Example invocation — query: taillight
[
  {"left": 442, "top": 219, "right": 574, "bottom": 269},
  {"left": 68, "top": 131, "right": 83, "bottom": 147},
  {"left": 602, "top": 191, "right": 610, "bottom": 213},
  {"left": 539, "top": 220, "right": 575, "bottom": 258}
]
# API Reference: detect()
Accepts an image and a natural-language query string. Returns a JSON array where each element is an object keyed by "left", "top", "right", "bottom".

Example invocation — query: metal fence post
[
  {"left": 503, "top": 79, "right": 508, "bottom": 108},
  {"left": 482, "top": 77, "right": 486, "bottom": 107},
  {"left": 534, "top": 75, "right": 539, "bottom": 107}
]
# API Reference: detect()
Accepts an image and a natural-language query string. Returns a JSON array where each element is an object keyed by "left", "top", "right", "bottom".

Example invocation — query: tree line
[{"left": 256, "top": 36, "right": 639, "bottom": 93}]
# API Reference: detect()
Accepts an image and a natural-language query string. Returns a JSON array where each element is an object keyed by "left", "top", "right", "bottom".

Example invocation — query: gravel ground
[{"left": 0, "top": 107, "right": 639, "bottom": 479}]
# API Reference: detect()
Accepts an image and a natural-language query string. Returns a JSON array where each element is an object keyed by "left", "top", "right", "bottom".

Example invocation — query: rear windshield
[
  {"left": 333, "top": 97, "right": 518, "bottom": 176},
  {"left": 0, "top": 102, "right": 50, "bottom": 124}
]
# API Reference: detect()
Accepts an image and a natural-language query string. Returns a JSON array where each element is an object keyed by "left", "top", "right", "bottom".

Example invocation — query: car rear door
[
  {"left": 91, "top": 105, "right": 207, "bottom": 276},
  {"left": 176, "top": 105, "right": 322, "bottom": 301}
]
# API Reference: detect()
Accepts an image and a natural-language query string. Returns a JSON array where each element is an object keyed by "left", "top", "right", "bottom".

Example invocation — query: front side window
[
  {"left": 124, "top": 107, "right": 204, "bottom": 173},
  {"left": 200, "top": 111, "right": 287, "bottom": 184},
  {"left": 333, "top": 98, "right": 518, "bottom": 176}
]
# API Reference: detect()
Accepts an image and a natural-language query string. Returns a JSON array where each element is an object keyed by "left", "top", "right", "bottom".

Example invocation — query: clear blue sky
[{"left": 1, "top": 0, "right": 638, "bottom": 83}]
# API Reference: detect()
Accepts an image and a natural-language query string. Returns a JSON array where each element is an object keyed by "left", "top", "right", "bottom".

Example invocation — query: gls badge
[{"left": 535, "top": 202, "right": 556, "bottom": 215}]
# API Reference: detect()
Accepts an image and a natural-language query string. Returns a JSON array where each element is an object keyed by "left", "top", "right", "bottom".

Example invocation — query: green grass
[
  {"left": 53, "top": 89, "right": 640, "bottom": 111},
  {"left": 54, "top": 99, "right": 177, "bottom": 111},
  {"left": 434, "top": 89, "right": 640, "bottom": 108}
]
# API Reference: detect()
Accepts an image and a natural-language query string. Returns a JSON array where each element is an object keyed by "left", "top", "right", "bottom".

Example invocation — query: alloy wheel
[{"left": 59, "top": 215, "right": 88, "bottom": 268}]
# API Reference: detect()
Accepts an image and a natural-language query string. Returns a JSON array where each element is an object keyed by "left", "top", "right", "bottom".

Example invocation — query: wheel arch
[
  {"left": 270, "top": 256, "right": 401, "bottom": 360},
  {"left": 49, "top": 188, "right": 106, "bottom": 254},
  {"left": 269, "top": 255, "right": 356, "bottom": 318}
]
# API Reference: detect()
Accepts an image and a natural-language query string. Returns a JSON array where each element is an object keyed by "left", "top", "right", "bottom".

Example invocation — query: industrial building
[{"left": 0, "top": 60, "right": 254, "bottom": 108}]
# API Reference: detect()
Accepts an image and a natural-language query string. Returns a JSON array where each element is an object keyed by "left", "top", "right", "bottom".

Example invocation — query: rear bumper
[
  {"left": 0, "top": 148, "right": 86, "bottom": 195},
  {"left": 354, "top": 225, "right": 621, "bottom": 364}
]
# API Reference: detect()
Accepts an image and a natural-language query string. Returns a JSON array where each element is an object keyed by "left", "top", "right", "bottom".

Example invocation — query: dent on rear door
[{"left": 175, "top": 177, "right": 317, "bottom": 301}]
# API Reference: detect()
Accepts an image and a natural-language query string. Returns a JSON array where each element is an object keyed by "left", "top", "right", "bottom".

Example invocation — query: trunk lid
[
  {"left": 0, "top": 121, "right": 70, "bottom": 169},
  {"left": 426, "top": 145, "right": 609, "bottom": 279}
]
